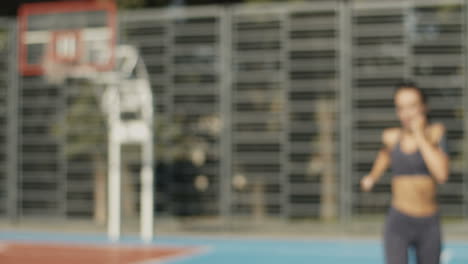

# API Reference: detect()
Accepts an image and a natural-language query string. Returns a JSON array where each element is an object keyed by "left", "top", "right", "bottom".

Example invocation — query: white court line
[{"left": 442, "top": 249, "right": 453, "bottom": 264}]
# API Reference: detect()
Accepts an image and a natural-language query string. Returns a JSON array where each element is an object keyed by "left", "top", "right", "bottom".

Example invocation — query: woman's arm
[
  {"left": 361, "top": 129, "right": 395, "bottom": 192},
  {"left": 414, "top": 123, "right": 450, "bottom": 184}
]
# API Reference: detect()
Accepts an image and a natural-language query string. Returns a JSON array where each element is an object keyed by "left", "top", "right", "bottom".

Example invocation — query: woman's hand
[
  {"left": 361, "top": 175, "right": 375, "bottom": 192},
  {"left": 409, "top": 116, "right": 426, "bottom": 138}
]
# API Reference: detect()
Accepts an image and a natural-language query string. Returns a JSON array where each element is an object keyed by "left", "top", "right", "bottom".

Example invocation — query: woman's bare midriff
[{"left": 392, "top": 175, "right": 438, "bottom": 217}]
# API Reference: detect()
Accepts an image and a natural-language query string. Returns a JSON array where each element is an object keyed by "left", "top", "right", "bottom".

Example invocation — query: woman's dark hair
[{"left": 394, "top": 80, "right": 427, "bottom": 105}]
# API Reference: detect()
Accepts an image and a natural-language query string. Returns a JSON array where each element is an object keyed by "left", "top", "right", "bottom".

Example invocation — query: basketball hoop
[{"left": 19, "top": 1, "right": 154, "bottom": 244}]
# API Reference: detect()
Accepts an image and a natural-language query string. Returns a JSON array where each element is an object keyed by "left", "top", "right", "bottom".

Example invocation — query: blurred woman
[{"left": 361, "top": 82, "right": 449, "bottom": 264}]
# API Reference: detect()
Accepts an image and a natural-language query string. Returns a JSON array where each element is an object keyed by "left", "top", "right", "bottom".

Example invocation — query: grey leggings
[{"left": 384, "top": 207, "right": 441, "bottom": 264}]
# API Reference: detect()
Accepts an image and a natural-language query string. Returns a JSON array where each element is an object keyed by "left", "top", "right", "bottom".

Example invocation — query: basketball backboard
[{"left": 18, "top": 0, "right": 117, "bottom": 76}]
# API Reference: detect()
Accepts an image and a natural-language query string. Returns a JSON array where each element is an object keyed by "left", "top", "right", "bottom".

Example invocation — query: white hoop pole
[
  {"left": 107, "top": 85, "right": 121, "bottom": 242},
  {"left": 140, "top": 136, "right": 154, "bottom": 242},
  {"left": 138, "top": 55, "right": 155, "bottom": 243}
]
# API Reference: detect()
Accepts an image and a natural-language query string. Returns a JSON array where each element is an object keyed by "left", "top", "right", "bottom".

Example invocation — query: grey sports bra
[
  {"left": 390, "top": 140, "right": 430, "bottom": 176},
  {"left": 390, "top": 132, "right": 448, "bottom": 177}
]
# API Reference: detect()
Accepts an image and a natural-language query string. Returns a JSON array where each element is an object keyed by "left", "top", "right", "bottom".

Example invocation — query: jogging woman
[{"left": 361, "top": 82, "right": 449, "bottom": 264}]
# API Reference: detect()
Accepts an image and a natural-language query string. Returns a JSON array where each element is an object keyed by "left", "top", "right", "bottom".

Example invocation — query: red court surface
[{"left": 0, "top": 242, "right": 201, "bottom": 264}]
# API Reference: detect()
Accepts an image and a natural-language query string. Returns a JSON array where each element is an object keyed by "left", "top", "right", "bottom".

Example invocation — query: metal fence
[
  {"left": 1, "top": 0, "right": 468, "bottom": 224},
  {"left": 0, "top": 19, "right": 15, "bottom": 218}
]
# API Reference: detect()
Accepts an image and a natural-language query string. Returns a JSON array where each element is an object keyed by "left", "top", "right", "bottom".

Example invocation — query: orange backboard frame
[{"left": 18, "top": 0, "right": 117, "bottom": 76}]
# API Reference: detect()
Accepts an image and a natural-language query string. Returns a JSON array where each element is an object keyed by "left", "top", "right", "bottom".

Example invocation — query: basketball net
[{"left": 42, "top": 52, "right": 103, "bottom": 85}]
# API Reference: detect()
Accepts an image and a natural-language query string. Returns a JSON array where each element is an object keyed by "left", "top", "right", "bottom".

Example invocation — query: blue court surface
[{"left": 0, "top": 231, "right": 467, "bottom": 264}]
